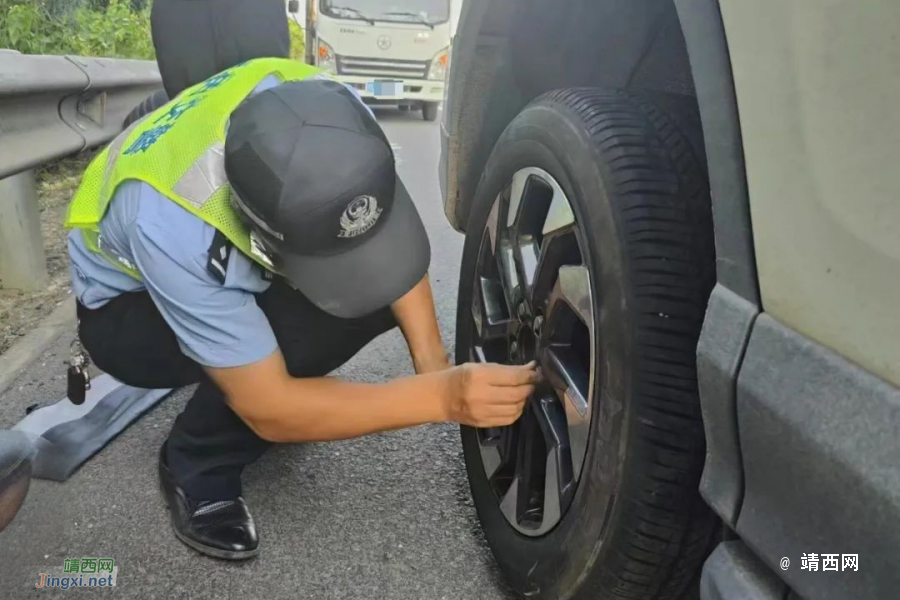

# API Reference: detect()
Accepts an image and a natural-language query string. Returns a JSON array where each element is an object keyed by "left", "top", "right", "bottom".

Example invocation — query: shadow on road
[{"left": 371, "top": 106, "right": 440, "bottom": 123}]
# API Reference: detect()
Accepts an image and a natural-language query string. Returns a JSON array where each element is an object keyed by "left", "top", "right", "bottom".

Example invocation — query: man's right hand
[{"left": 438, "top": 362, "right": 540, "bottom": 427}]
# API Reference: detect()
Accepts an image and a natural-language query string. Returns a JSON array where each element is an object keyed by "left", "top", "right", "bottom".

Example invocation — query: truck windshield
[{"left": 320, "top": 0, "right": 449, "bottom": 25}]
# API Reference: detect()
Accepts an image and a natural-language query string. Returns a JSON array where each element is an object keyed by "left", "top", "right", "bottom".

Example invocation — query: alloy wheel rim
[{"left": 470, "top": 167, "right": 596, "bottom": 537}]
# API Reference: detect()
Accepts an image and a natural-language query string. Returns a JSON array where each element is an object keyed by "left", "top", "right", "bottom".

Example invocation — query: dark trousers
[{"left": 76, "top": 280, "right": 396, "bottom": 500}]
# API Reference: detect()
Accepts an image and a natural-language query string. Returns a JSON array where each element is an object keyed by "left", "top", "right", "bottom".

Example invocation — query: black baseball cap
[{"left": 224, "top": 79, "right": 431, "bottom": 318}]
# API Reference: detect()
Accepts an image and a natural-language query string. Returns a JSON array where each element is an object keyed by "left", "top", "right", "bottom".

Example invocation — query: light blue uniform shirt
[
  {"left": 69, "top": 180, "right": 278, "bottom": 369},
  {"left": 69, "top": 76, "right": 373, "bottom": 368}
]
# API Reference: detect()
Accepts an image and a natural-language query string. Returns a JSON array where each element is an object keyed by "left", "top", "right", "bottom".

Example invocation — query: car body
[{"left": 440, "top": 1, "right": 900, "bottom": 599}]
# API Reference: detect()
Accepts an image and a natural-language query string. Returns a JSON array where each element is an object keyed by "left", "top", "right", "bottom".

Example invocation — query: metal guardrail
[
  {"left": 0, "top": 50, "right": 162, "bottom": 179},
  {"left": 0, "top": 51, "right": 162, "bottom": 291}
]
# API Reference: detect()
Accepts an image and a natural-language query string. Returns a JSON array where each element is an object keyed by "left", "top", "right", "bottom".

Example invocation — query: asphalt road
[{"left": 0, "top": 109, "right": 518, "bottom": 600}]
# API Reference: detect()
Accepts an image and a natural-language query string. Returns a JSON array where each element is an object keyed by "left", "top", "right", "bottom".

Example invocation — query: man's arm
[
  {"left": 121, "top": 193, "right": 531, "bottom": 443},
  {"left": 207, "top": 353, "right": 537, "bottom": 443},
  {"left": 207, "top": 273, "right": 539, "bottom": 443},
  {"left": 391, "top": 275, "right": 450, "bottom": 374}
]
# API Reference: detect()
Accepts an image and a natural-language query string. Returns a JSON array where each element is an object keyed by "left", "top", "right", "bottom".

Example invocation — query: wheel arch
[{"left": 442, "top": 0, "right": 758, "bottom": 304}]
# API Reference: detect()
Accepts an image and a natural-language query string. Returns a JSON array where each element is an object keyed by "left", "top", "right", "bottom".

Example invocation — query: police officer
[{"left": 65, "top": 58, "right": 537, "bottom": 560}]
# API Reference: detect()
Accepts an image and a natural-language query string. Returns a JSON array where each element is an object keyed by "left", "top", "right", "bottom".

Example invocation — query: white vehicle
[
  {"left": 302, "top": 0, "right": 451, "bottom": 120},
  {"left": 440, "top": 1, "right": 900, "bottom": 600}
]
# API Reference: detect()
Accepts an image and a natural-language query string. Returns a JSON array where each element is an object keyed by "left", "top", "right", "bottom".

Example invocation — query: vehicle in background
[
  {"left": 440, "top": 1, "right": 900, "bottom": 599},
  {"left": 298, "top": 0, "right": 451, "bottom": 120}
]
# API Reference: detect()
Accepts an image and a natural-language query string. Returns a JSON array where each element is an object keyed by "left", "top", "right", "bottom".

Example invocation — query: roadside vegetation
[
  {"left": 0, "top": 0, "right": 305, "bottom": 60},
  {"left": 0, "top": 0, "right": 154, "bottom": 59}
]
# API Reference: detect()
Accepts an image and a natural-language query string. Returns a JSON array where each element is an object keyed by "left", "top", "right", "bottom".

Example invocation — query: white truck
[{"left": 299, "top": 0, "right": 451, "bottom": 120}]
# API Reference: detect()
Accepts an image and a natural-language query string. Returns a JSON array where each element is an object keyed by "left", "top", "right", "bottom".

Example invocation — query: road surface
[{"left": 0, "top": 110, "right": 517, "bottom": 600}]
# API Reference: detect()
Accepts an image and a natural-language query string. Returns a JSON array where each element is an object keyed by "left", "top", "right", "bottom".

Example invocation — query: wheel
[
  {"left": 422, "top": 102, "right": 439, "bottom": 122},
  {"left": 456, "top": 88, "right": 717, "bottom": 599},
  {"left": 122, "top": 89, "right": 170, "bottom": 128}
]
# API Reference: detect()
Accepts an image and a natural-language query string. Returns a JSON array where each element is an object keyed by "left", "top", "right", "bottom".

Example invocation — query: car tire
[
  {"left": 456, "top": 88, "right": 717, "bottom": 600},
  {"left": 422, "top": 102, "right": 439, "bottom": 122}
]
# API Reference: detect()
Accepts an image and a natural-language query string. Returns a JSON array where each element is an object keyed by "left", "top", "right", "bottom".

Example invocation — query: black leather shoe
[{"left": 158, "top": 444, "right": 259, "bottom": 560}]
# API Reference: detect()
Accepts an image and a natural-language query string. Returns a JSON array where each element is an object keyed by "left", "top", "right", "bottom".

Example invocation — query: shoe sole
[{"left": 170, "top": 521, "right": 260, "bottom": 561}]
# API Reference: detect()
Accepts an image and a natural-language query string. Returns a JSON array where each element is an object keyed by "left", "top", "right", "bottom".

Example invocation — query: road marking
[{"left": 390, "top": 142, "right": 404, "bottom": 167}]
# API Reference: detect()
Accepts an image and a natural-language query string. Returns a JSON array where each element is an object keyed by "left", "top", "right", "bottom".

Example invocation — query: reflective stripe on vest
[{"left": 171, "top": 143, "right": 228, "bottom": 209}]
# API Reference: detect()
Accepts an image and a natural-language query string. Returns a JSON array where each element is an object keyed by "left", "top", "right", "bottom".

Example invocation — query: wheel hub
[
  {"left": 510, "top": 310, "right": 540, "bottom": 364},
  {"left": 469, "top": 167, "right": 596, "bottom": 537}
]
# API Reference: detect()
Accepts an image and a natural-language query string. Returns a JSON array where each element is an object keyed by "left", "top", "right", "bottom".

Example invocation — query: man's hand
[{"left": 437, "top": 361, "right": 539, "bottom": 427}]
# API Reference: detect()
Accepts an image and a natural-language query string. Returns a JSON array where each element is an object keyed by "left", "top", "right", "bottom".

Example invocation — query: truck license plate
[{"left": 367, "top": 80, "right": 403, "bottom": 97}]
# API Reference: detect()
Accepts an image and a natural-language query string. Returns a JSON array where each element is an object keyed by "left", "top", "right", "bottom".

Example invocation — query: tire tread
[{"left": 539, "top": 87, "right": 717, "bottom": 600}]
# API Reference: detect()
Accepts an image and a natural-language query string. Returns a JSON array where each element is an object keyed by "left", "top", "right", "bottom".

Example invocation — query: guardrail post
[{"left": 0, "top": 171, "right": 48, "bottom": 291}]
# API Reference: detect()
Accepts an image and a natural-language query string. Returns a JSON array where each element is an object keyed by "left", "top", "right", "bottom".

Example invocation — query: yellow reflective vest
[{"left": 65, "top": 58, "right": 323, "bottom": 278}]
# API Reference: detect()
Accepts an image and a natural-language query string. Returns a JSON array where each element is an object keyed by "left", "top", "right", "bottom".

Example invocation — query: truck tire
[
  {"left": 422, "top": 102, "right": 439, "bottom": 122},
  {"left": 151, "top": 0, "right": 289, "bottom": 98},
  {"left": 122, "top": 89, "right": 170, "bottom": 129},
  {"left": 456, "top": 88, "right": 717, "bottom": 599}
]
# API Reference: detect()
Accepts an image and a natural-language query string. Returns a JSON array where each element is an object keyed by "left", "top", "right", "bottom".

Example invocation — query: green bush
[
  {"left": 2, "top": 0, "right": 306, "bottom": 63},
  {"left": 288, "top": 17, "right": 306, "bottom": 62},
  {"left": 0, "top": 0, "right": 154, "bottom": 59}
]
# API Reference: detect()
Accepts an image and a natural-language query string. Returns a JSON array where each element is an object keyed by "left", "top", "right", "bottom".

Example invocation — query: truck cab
[{"left": 304, "top": 0, "right": 451, "bottom": 120}]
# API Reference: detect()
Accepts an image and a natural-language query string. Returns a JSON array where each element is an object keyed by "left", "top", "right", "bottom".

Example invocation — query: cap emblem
[{"left": 339, "top": 195, "right": 383, "bottom": 238}]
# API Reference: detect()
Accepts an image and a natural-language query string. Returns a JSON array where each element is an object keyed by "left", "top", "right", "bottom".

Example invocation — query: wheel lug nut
[
  {"left": 510, "top": 341, "right": 519, "bottom": 357},
  {"left": 517, "top": 303, "right": 527, "bottom": 318},
  {"left": 533, "top": 316, "right": 544, "bottom": 336}
]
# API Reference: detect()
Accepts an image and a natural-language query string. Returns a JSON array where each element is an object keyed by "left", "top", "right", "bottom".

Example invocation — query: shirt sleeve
[{"left": 128, "top": 196, "right": 278, "bottom": 369}]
